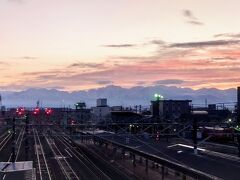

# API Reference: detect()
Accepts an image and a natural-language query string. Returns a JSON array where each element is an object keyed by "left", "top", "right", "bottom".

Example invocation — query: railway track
[
  {"left": 33, "top": 129, "right": 52, "bottom": 180},
  {"left": 5, "top": 126, "right": 25, "bottom": 162},
  {"left": 45, "top": 134, "right": 79, "bottom": 180},
  {"left": 15, "top": 126, "right": 25, "bottom": 161},
  {"left": 0, "top": 127, "right": 26, "bottom": 180},
  {"left": 0, "top": 133, "right": 12, "bottom": 152},
  {"left": 0, "top": 131, "right": 8, "bottom": 140},
  {"left": 54, "top": 134, "right": 110, "bottom": 180}
]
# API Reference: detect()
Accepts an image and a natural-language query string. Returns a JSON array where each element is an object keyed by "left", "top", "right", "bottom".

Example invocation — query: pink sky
[{"left": 0, "top": 0, "right": 240, "bottom": 91}]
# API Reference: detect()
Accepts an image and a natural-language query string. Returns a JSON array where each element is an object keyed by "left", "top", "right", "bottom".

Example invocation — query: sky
[{"left": 0, "top": 0, "right": 240, "bottom": 91}]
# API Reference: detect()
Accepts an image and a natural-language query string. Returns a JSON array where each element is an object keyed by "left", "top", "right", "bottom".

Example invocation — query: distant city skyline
[{"left": 0, "top": 0, "right": 240, "bottom": 91}]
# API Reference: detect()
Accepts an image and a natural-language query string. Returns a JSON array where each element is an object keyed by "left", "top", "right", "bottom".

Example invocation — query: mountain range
[{"left": 0, "top": 85, "right": 237, "bottom": 108}]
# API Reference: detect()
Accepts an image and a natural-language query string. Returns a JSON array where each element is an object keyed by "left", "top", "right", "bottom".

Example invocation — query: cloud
[
  {"left": 102, "top": 44, "right": 136, "bottom": 48},
  {"left": 22, "top": 70, "right": 64, "bottom": 76},
  {"left": 214, "top": 33, "right": 240, "bottom": 38},
  {"left": 183, "top": 10, "right": 195, "bottom": 19},
  {"left": 170, "top": 40, "right": 240, "bottom": 48},
  {"left": 110, "top": 55, "right": 158, "bottom": 61},
  {"left": 211, "top": 57, "right": 237, "bottom": 60},
  {"left": 37, "top": 75, "right": 58, "bottom": 80},
  {"left": 0, "top": 61, "right": 9, "bottom": 65},
  {"left": 182, "top": 9, "right": 204, "bottom": 26},
  {"left": 18, "top": 56, "right": 37, "bottom": 60},
  {"left": 150, "top": 40, "right": 166, "bottom": 45},
  {"left": 187, "top": 21, "right": 204, "bottom": 26},
  {"left": 0, "top": 83, "right": 65, "bottom": 91},
  {"left": 4, "top": 53, "right": 240, "bottom": 91},
  {"left": 68, "top": 62, "right": 105, "bottom": 68},
  {"left": 136, "top": 81, "right": 148, "bottom": 85},
  {"left": 96, "top": 80, "right": 113, "bottom": 85},
  {"left": 154, "top": 79, "right": 186, "bottom": 85},
  {"left": 2, "top": 35, "right": 240, "bottom": 91},
  {"left": 104, "top": 40, "right": 166, "bottom": 49}
]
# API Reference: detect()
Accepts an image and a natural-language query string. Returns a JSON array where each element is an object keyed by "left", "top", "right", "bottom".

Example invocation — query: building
[
  {"left": 111, "top": 111, "right": 142, "bottom": 123},
  {"left": 92, "top": 106, "right": 111, "bottom": 121},
  {"left": 92, "top": 98, "right": 111, "bottom": 121},
  {"left": 151, "top": 100, "right": 192, "bottom": 120},
  {"left": 97, "top": 98, "right": 107, "bottom": 107},
  {"left": 111, "top": 106, "right": 123, "bottom": 111},
  {"left": 73, "top": 109, "right": 91, "bottom": 124},
  {"left": 151, "top": 100, "right": 160, "bottom": 117},
  {"left": 238, "top": 87, "right": 240, "bottom": 123},
  {"left": 159, "top": 100, "right": 192, "bottom": 120},
  {"left": 72, "top": 102, "right": 92, "bottom": 123},
  {"left": 75, "top": 102, "right": 86, "bottom": 110},
  {"left": 208, "top": 104, "right": 216, "bottom": 110}
]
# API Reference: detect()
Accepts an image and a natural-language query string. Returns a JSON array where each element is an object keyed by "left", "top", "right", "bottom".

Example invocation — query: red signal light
[
  {"left": 33, "top": 107, "right": 40, "bottom": 115},
  {"left": 45, "top": 108, "right": 52, "bottom": 115},
  {"left": 16, "top": 107, "right": 25, "bottom": 116}
]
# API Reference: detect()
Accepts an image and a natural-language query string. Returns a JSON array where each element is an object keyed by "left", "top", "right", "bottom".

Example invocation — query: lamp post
[{"left": 154, "top": 93, "right": 164, "bottom": 101}]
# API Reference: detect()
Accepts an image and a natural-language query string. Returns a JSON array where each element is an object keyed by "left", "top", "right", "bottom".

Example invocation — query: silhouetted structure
[
  {"left": 151, "top": 100, "right": 160, "bottom": 117},
  {"left": 151, "top": 100, "right": 192, "bottom": 120},
  {"left": 238, "top": 87, "right": 240, "bottom": 123}
]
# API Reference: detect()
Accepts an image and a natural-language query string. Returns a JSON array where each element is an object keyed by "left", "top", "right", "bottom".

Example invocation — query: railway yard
[{"left": 0, "top": 125, "right": 138, "bottom": 180}]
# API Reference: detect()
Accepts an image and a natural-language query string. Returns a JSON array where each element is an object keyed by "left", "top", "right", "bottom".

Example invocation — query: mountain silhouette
[{"left": 0, "top": 85, "right": 237, "bottom": 108}]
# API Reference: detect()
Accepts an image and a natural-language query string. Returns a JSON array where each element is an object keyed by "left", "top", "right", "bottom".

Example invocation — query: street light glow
[{"left": 154, "top": 93, "right": 164, "bottom": 100}]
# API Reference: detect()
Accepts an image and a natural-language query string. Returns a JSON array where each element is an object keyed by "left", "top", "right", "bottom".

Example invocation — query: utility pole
[
  {"left": 193, "top": 116, "right": 197, "bottom": 155},
  {"left": 192, "top": 111, "right": 208, "bottom": 155},
  {"left": 11, "top": 118, "right": 16, "bottom": 163}
]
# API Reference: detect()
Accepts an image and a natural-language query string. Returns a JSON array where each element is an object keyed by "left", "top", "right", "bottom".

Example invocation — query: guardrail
[{"left": 93, "top": 135, "right": 220, "bottom": 180}]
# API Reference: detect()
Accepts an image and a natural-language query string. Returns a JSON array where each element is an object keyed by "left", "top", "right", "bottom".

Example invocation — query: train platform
[{"left": 0, "top": 161, "right": 35, "bottom": 180}]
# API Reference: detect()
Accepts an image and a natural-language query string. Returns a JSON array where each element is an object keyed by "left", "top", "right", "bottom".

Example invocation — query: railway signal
[
  {"left": 33, "top": 107, "right": 40, "bottom": 115},
  {"left": 156, "top": 131, "right": 160, "bottom": 141},
  {"left": 16, "top": 107, "right": 25, "bottom": 116},
  {"left": 45, "top": 108, "right": 52, "bottom": 115}
]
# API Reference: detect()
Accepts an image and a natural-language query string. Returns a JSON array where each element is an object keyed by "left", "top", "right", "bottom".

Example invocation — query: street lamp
[{"left": 154, "top": 93, "right": 164, "bottom": 101}]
